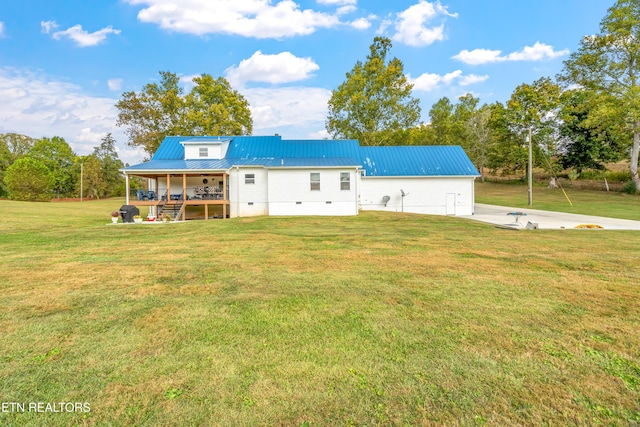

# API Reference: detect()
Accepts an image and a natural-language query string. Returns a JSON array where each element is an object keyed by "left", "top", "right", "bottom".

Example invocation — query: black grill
[{"left": 119, "top": 205, "right": 140, "bottom": 223}]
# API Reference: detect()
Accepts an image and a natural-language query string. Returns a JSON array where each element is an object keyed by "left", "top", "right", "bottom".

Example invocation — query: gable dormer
[{"left": 181, "top": 137, "right": 231, "bottom": 160}]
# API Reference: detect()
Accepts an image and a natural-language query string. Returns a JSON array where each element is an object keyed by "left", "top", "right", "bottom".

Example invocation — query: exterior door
[{"left": 446, "top": 193, "right": 456, "bottom": 215}]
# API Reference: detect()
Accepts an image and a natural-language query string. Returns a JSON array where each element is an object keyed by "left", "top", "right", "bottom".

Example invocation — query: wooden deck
[{"left": 132, "top": 199, "right": 230, "bottom": 220}]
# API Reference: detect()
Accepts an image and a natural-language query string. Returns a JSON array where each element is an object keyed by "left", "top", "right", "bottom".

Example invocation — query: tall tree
[
  {"left": 28, "top": 136, "right": 78, "bottom": 198},
  {"left": 0, "top": 133, "right": 35, "bottom": 196},
  {"left": 505, "top": 77, "right": 562, "bottom": 173},
  {"left": 92, "top": 133, "right": 125, "bottom": 197},
  {"left": 558, "top": 89, "right": 626, "bottom": 173},
  {"left": 428, "top": 97, "right": 455, "bottom": 146},
  {"left": 185, "top": 74, "right": 253, "bottom": 136},
  {"left": 326, "top": 37, "right": 421, "bottom": 146},
  {"left": 81, "top": 155, "right": 108, "bottom": 199},
  {"left": 559, "top": 0, "right": 640, "bottom": 191},
  {"left": 462, "top": 100, "right": 492, "bottom": 182},
  {"left": 486, "top": 102, "right": 528, "bottom": 174},
  {"left": 0, "top": 133, "right": 35, "bottom": 163},
  {"left": 116, "top": 71, "right": 253, "bottom": 156},
  {"left": 4, "top": 157, "right": 54, "bottom": 201}
]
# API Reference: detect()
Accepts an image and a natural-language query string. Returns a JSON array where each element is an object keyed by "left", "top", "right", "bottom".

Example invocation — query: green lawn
[{"left": 0, "top": 197, "right": 639, "bottom": 426}]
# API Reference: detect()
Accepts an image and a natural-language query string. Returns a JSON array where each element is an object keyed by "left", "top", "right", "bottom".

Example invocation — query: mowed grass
[
  {"left": 1, "top": 198, "right": 639, "bottom": 426},
  {"left": 475, "top": 181, "right": 640, "bottom": 221}
]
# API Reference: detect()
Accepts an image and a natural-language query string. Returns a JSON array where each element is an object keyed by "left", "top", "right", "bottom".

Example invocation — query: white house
[{"left": 122, "top": 136, "right": 479, "bottom": 220}]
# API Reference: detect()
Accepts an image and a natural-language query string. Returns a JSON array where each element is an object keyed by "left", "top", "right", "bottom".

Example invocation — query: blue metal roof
[
  {"left": 124, "top": 136, "right": 478, "bottom": 177},
  {"left": 225, "top": 137, "right": 361, "bottom": 159},
  {"left": 359, "top": 146, "right": 479, "bottom": 177},
  {"left": 124, "top": 158, "right": 236, "bottom": 171}
]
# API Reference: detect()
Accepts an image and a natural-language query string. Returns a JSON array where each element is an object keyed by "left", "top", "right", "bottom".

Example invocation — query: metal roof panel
[{"left": 359, "top": 146, "right": 480, "bottom": 177}]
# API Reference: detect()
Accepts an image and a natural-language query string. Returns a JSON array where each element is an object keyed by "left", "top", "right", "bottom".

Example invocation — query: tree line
[{"left": 1, "top": 133, "right": 126, "bottom": 201}]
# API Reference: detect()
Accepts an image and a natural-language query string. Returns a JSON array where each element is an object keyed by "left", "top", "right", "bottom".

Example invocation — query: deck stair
[{"left": 158, "top": 191, "right": 185, "bottom": 220}]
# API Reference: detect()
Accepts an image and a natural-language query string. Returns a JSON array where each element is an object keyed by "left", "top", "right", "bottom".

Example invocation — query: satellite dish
[
  {"left": 382, "top": 195, "right": 390, "bottom": 206},
  {"left": 400, "top": 189, "right": 406, "bottom": 197}
]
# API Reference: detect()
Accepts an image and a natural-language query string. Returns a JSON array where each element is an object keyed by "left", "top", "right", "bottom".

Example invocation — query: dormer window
[{"left": 181, "top": 137, "right": 231, "bottom": 160}]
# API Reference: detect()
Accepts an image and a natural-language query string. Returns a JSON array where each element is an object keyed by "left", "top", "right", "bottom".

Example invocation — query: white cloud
[
  {"left": 316, "top": 0, "right": 356, "bottom": 5},
  {"left": 0, "top": 67, "right": 143, "bottom": 164},
  {"left": 408, "top": 69, "right": 486, "bottom": 91},
  {"left": 505, "top": 42, "right": 569, "bottom": 61},
  {"left": 126, "top": 0, "right": 345, "bottom": 38},
  {"left": 350, "top": 17, "right": 372, "bottom": 30},
  {"left": 336, "top": 5, "right": 357, "bottom": 15},
  {"left": 42, "top": 20, "right": 121, "bottom": 47},
  {"left": 441, "top": 70, "right": 462, "bottom": 84},
  {"left": 244, "top": 86, "right": 331, "bottom": 134},
  {"left": 76, "top": 127, "right": 105, "bottom": 144},
  {"left": 107, "top": 79, "right": 123, "bottom": 91},
  {"left": 0, "top": 22, "right": 5, "bottom": 37},
  {"left": 409, "top": 72, "right": 442, "bottom": 92},
  {"left": 459, "top": 74, "right": 489, "bottom": 86},
  {"left": 225, "top": 51, "right": 319, "bottom": 86},
  {"left": 453, "top": 42, "right": 569, "bottom": 65},
  {"left": 41, "top": 20, "right": 58, "bottom": 34},
  {"left": 377, "top": 18, "right": 392, "bottom": 35},
  {"left": 391, "top": 0, "right": 457, "bottom": 47},
  {"left": 308, "top": 128, "right": 330, "bottom": 139}
]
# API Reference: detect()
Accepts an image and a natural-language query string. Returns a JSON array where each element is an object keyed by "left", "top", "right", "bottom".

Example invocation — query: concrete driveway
[{"left": 461, "top": 203, "right": 640, "bottom": 230}]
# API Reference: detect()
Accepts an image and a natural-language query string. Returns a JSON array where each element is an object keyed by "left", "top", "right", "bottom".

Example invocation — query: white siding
[
  {"left": 228, "top": 167, "right": 269, "bottom": 217},
  {"left": 183, "top": 141, "right": 229, "bottom": 160},
  {"left": 359, "top": 176, "right": 475, "bottom": 216},
  {"left": 267, "top": 169, "right": 358, "bottom": 216}
]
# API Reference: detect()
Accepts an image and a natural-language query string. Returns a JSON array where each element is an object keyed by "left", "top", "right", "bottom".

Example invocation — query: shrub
[
  {"left": 607, "top": 171, "right": 632, "bottom": 182},
  {"left": 579, "top": 170, "right": 605, "bottom": 180},
  {"left": 622, "top": 180, "right": 637, "bottom": 194},
  {"left": 4, "top": 157, "right": 54, "bottom": 201}
]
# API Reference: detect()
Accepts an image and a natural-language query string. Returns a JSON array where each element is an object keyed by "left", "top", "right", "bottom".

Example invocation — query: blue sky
[{"left": 0, "top": 0, "right": 610, "bottom": 164}]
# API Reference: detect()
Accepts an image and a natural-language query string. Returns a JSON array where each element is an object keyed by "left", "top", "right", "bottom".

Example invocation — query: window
[
  {"left": 310, "top": 173, "right": 320, "bottom": 191},
  {"left": 340, "top": 172, "right": 350, "bottom": 190},
  {"left": 245, "top": 174, "right": 255, "bottom": 184},
  {"left": 199, "top": 147, "right": 208, "bottom": 157}
]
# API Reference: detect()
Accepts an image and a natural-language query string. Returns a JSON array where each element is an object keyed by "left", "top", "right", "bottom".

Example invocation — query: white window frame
[
  {"left": 340, "top": 172, "right": 350, "bottom": 191},
  {"left": 199, "top": 147, "right": 208, "bottom": 157},
  {"left": 310, "top": 172, "right": 320, "bottom": 191},
  {"left": 245, "top": 174, "right": 255, "bottom": 184}
]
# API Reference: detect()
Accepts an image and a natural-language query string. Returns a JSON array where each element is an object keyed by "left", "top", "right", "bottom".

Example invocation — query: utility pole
[{"left": 528, "top": 127, "right": 533, "bottom": 206}]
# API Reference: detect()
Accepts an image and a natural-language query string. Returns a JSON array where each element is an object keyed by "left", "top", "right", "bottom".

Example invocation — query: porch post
[
  {"left": 182, "top": 174, "right": 187, "bottom": 221},
  {"left": 125, "top": 174, "right": 130, "bottom": 205},
  {"left": 223, "top": 173, "right": 227, "bottom": 219},
  {"left": 153, "top": 177, "right": 159, "bottom": 217},
  {"left": 167, "top": 174, "right": 171, "bottom": 198}
]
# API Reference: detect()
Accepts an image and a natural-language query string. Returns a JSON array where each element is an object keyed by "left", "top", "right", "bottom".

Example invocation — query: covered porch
[{"left": 124, "top": 172, "right": 230, "bottom": 221}]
